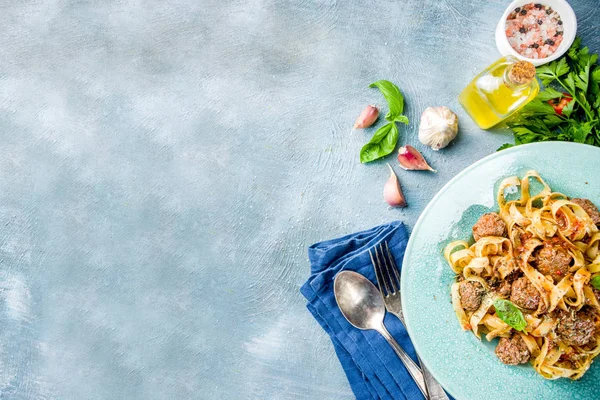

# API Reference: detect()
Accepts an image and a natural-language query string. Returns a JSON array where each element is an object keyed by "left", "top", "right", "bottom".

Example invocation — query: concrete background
[{"left": 0, "top": 0, "right": 597, "bottom": 399}]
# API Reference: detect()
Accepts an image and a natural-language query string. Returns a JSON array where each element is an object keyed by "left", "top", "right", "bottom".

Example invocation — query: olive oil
[{"left": 459, "top": 57, "right": 539, "bottom": 129}]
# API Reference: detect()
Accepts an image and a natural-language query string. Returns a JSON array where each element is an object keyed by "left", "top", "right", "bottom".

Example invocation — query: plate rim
[{"left": 400, "top": 141, "right": 600, "bottom": 399}]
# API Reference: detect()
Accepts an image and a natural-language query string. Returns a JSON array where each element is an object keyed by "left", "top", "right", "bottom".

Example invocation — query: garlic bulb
[{"left": 418, "top": 106, "right": 458, "bottom": 151}]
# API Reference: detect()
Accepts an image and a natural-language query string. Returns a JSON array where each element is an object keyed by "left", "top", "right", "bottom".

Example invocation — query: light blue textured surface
[{"left": 0, "top": 1, "right": 597, "bottom": 399}]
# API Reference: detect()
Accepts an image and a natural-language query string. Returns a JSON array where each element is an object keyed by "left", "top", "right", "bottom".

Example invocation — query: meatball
[
  {"left": 510, "top": 277, "right": 541, "bottom": 310},
  {"left": 472, "top": 213, "right": 507, "bottom": 241},
  {"left": 534, "top": 239, "right": 572, "bottom": 282},
  {"left": 495, "top": 334, "right": 530, "bottom": 365},
  {"left": 496, "top": 279, "right": 513, "bottom": 298},
  {"left": 556, "top": 310, "right": 596, "bottom": 346},
  {"left": 459, "top": 281, "right": 485, "bottom": 311},
  {"left": 593, "top": 288, "right": 600, "bottom": 305},
  {"left": 571, "top": 198, "right": 600, "bottom": 226}
]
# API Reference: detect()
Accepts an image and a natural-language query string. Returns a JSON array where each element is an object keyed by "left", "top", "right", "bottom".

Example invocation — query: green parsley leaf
[
  {"left": 572, "top": 121, "right": 594, "bottom": 143},
  {"left": 591, "top": 275, "right": 600, "bottom": 290},
  {"left": 561, "top": 97, "right": 576, "bottom": 117},
  {"left": 537, "top": 64, "right": 556, "bottom": 86},
  {"left": 543, "top": 114, "right": 564, "bottom": 127},
  {"left": 536, "top": 87, "right": 564, "bottom": 102},
  {"left": 360, "top": 122, "right": 399, "bottom": 163},
  {"left": 567, "top": 37, "right": 582, "bottom": 60},
  {"left": 575, "top": 63, "right": 591, "bottom": 93},
  {"left": 493, "top": 299, "right": 526, "bottom": 331},
  {"left": 497, "top": 143, "right": 514, "bottom": 151},
  {"left": 563, "top": 74, "right": 576, "bottom": 93},
  {"left": 521, "top": 99, "right": 555, "bottom": 116},
  {"left": 591, "top": 68, "right": 600, "bottom": 87},
  {"left": 509, "top": 36, "right": 600, "bottom": 149},
  {"left": 554, "top": 57, "right": 570, "bottom": 77},
  {"left": 512, "top": 126, "right": 542, "bottom": 144}
]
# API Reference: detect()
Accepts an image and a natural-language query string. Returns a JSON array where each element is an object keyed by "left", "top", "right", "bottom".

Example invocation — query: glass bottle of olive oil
[{"left": 459, "top": 57, "right": 539, "bottom": 129}]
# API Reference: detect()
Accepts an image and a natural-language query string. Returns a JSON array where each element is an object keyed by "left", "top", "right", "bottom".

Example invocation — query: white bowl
[{"left": 495, "top": 0, "right": 577, "bottom": 66}]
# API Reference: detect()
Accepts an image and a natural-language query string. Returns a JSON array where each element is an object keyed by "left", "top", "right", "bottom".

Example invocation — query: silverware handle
[
  {"left": 388, "top": 310, "right": 448, "bottom": 400},
  {"left": 418, "top": 355, "right": 449, "bottom": 400},
  {"left": 378, "top": 324, "right": 428, "bottom": 399}
]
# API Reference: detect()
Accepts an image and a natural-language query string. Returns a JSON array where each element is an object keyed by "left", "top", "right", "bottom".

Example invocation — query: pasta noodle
[{"left": 444, "top": 171, "right": 600, "bottom": 380}]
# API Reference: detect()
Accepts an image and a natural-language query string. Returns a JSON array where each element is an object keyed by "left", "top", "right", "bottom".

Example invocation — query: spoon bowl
[{"left": 334, "top": 270, "right": 385, "bottom": 330}]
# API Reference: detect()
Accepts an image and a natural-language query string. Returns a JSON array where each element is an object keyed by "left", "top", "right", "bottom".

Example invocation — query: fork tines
[{"left": 369, "top": 241, "right": 402, "bottom": 297}]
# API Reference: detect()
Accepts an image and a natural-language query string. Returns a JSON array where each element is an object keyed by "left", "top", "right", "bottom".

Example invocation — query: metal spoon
[{"left": 334, "top": 270, "right": 427, "bottom": 399}]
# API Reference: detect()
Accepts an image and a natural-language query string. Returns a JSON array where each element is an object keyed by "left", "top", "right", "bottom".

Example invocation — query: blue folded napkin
[{"left": 300, "top": 221, "right": 422, "bottom": 400}]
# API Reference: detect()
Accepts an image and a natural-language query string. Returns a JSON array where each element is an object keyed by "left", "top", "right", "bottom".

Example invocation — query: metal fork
[{"left": 370, "top": 242, "right": 449, "bottom": 400}]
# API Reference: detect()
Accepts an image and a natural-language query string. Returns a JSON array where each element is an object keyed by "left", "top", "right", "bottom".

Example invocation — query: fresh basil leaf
[
  {"left": 359, "top": 122, "right": 399, "bottom": 163},
  {"left": 591, "top": 275, "right": 600, "bottom": 290},
  {"left": 497, "top": 143, "right": 514, "bottom": 151},
  {"left": 369, "top": 80, "right": 405, "bottom": 120},
  {"left": 493, "top": 299, "right": 526, "bottom": 331},
  {"left": 536, "top": 87, "right": 565, "bottom": 102},
  {"left": 392, "top": 115, "right": 409, "bottom": 125}
]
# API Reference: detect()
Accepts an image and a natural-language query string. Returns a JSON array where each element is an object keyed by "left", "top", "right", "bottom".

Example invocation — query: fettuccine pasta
[{"left": 444, "top": 171, "right": 600, "bottom": 380}]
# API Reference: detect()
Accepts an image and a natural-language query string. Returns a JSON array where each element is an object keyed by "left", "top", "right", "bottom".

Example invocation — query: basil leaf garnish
[
  {"left": 493, "top": 299, "right": 526, "bottom": 331},
  {"left": 360, "top": 123, "right": 398, "bottom": 163},
  {"left": 369, "top": 80, "right": 405, "bottom": 121}
]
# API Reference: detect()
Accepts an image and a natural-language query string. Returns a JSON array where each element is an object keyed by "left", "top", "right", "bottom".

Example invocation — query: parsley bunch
[{"left": 501, "top": 38, "right": 600, "bottom": 150}]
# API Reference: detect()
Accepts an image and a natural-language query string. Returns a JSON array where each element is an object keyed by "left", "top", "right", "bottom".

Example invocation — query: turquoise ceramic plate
[{"left": 401, "top": 142, "right": 600, "bottom": 400}]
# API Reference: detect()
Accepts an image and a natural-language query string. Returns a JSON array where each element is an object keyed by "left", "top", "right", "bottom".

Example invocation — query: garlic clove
[
  {"left": 353, "top": 105, "right": 379, "bottom": 129},
  {"left": 397, "top": 145, "right": 436, "bottom": 172},
  {"left": 384, "top": 163, "right": 407, "bottom": 207},
  {"left": 418, "top": 106, "right": 459, "bottom": 151}
]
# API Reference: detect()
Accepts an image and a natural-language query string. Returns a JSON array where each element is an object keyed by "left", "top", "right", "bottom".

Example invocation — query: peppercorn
[
  {"left": 546, "top": 39, "right": 555, "bottom": 46},
  {"left": 558, "top": 20, "right": 563, "bottom": 25},
  {"left": 519, "top": 27, "right": 527, "bottom": 33},
  {"left": 520, "top": 9, "right": 527, "bottom": 15},
  {"left": 535, "top": 4, "right": 542, "bottom": 9},
  {"left": 537, "top": 20, "right": 543, "bottom": 25},
  {"left": 533, "top": 43, "right": 539, "bottom": 48},
  {"left": 515, "top": 7, "right": 521, "bottom": 12}
]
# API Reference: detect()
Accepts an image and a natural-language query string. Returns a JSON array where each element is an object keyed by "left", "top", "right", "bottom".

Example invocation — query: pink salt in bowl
[{"left": 495, "top": 0, "right": 577, "bottom": 66}]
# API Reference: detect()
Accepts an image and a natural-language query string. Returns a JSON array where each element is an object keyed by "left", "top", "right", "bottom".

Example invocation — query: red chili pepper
[{"left": 548, "top": 93, "right": 573, "bottom": 116}]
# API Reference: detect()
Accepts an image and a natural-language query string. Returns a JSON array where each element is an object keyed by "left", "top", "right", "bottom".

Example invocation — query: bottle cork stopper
[{"left": 508, "top": 61, "right": 536, "bottom": 85}]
